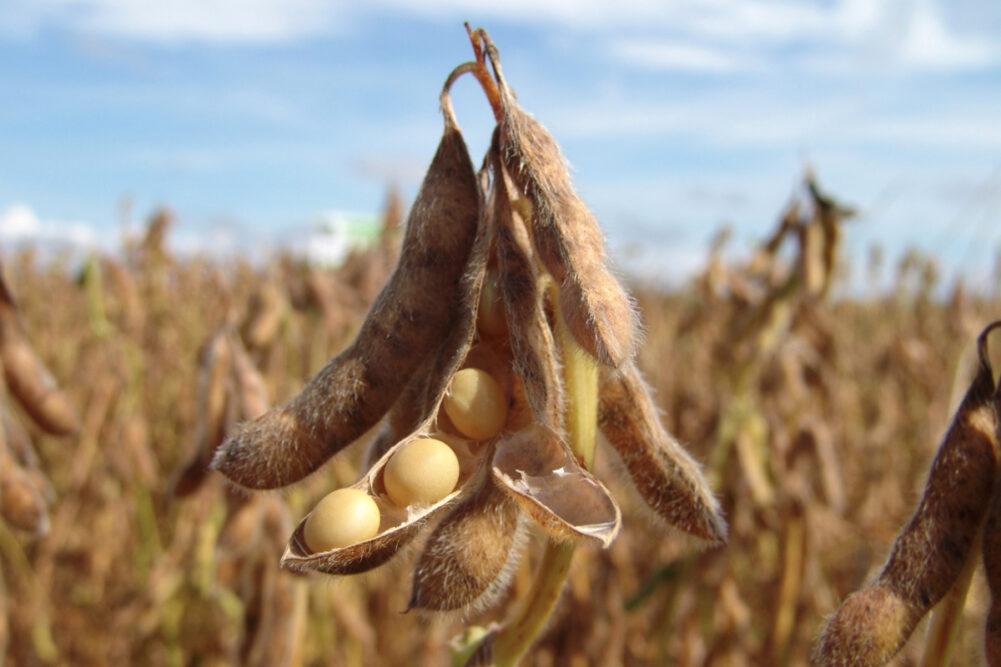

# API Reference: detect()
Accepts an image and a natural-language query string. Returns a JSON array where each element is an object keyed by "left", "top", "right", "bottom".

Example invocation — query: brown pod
[
  {"left": 487, "top": 48, "right": 637, "bottom": 368},
  {"left": 172, "top": 330, "right": 233, "bottom": 497},
  {"left": 241, "top": 281, "right": 284, "bottom": 351},
  {"left": 598, "top": 362, "right": 727, "bottom": 544},
  {"left": 985, "top": 484, "right": 1001, "bottom": 665},
  {"left": 283, "top": 209, "right": 494, "bottom": 575},
  {"left": 282, "top": 435, "right": 469, "bottom": 576},
  {"left": 812, "top": 583, "right": 924, "bottom": 666},
  {"left": 492, "top": 424, "right": 620, "bottom": 547},
  {"left": 0, "top": 462, "right": 49, "bottom": 536},
  {"left": 100, "top": 255, "right": 142, "bottom": 335},
  {"left": 3, "top": 408, "right": 39, "bottom": 469},
  {"left": 229, "top": 333, "right": 270, "bottom": 420},
  {"left": 494, "top": 157, "right": 564, "bottom": 430},
  {"left": 213, "top": 104, "right": 481, "bottom": 490},
  {"left": 410, "top": 461, "right": 523, "bottom": 612},
  {"left": 0, "top": 274, "right": 79, "bottom": 436},
  {"left": 814, "top": 321, "right": 1001, "bottom": 666}
]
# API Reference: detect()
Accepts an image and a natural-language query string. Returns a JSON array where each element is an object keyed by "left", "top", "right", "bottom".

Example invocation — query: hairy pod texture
[
  {"left": 494, "top": 157, "right": 564, "bottom": 430},
  {"left": 210, "top": 35, "right": 724, "bottom": 652},
  {"left": 813, "top": 321, "right": 1001, "bottom": 666},
  {"left": 985, "top": 484, "right": 1001, "bottom": 664},
  {"left": 409, "top": 460, "right": 523, "bottom": 612},
  {"left": 598, "top": 362, "right": 727, "bottom": 544},
  {"left": 213, "top": 111, "right": 481, "bottom": 490},
  {"left": 488, "top": 51, "right": 638, "bottom": 368}
]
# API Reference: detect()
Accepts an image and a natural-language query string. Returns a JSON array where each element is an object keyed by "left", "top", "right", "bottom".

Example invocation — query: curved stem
[
  {"left": 464, "top": 23, "right": 504, "bottom": 122},
  {"left": 493, "top": 541, "right": 575, "bottom": 667}
]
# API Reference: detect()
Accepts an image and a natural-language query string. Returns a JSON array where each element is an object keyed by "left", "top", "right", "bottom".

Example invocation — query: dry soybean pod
[
  {"left": 171, "top": 329, "right": 233, "bottom": 497},
  {"left": 597, "top": 362, "right": 727, "bottom": 544},
  {"left": 482, "top": 35, "right": 638, "bottom": 368},
  {"left": 283, "top": 159, "right": 494, "bottom": 575},
  {"left": 493, "top": 151, "right": 564, "bottom": 431},
  {"left": 814, "top": 320, "right": 1001, "bottom": 666},
  {"left": 985, "top": 481, "right": 1001, "bottom": 664},
  {"left": 0, "top": 269, "right": 79, "bottom": 436},
  {"left": 409, "top": 456, "right": 524, "bottom": 612},
  {"left": 213, "top": 84, "right": 481, "bottom": 490}
]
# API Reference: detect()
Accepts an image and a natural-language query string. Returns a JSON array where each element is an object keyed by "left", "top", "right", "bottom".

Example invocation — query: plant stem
[
  {"left": 492, "top": 289, "right": 598, "bottom": 667},
  {"left": 464, "top": 23, "right": 503, "bottom": 123}
]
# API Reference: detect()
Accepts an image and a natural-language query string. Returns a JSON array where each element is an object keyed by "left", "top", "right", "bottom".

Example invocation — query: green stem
[
  {"left": 492, "top": 542, "right": 576, "bottom": 666},
  {"left": 492, "top": 289, "right": 598, "bottom": 667}
]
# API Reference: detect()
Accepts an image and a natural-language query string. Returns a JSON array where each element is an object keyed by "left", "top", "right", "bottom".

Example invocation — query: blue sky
[{"left": 1, "top": 0, "right": 999, "bottom": 289}]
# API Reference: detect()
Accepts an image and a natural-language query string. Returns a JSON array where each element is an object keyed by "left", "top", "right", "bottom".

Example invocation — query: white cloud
[
  {"left": 0, "top": 203, "right": 98, "bottom": 249},
  {"left": 1, "top": 0, "right": 343, "bottom": 43},
  {"left": 608, "top": 39, "right": 750, "bottom": 73},
  {"left": 900, "top": 1, "right": 996, "bottom": 69},
  {"left": 2, "top": 0, "right": 997, "bottom": 75}
]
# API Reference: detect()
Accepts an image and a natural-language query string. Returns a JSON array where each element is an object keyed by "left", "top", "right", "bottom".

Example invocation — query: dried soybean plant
[
  {"left": 212, "top": 26, "right": 725, "bottom": 665},
  {"left": 170, "top": 322, "right": 307, "bottom": 667},
  {"left": 0, "top": 263, "right": 80, "bottom": 538},
  {"left": 814, "top": 321, "right": 1001, "bottom": 666}
]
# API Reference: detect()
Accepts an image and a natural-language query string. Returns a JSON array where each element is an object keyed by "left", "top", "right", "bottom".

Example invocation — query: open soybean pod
[
  {"left": 483, "top": 39, "right": 638, "bottom": 369},
  {"left": 814, "top": 320, "right": 1001, "bottom": 666},
  {"left": 282, "top": 431, "right": 479, "bottom": 576},
  {"left": 0, "top": 269, "right": 79, "bottom": 436},
  {"left": 283, "top": 189, "right": 493, "bottom": 575},
  {"left": 213, "top": 89, "right": 482, "bottom": 490},
  {"left": 598, "top": 362, "right": 727, "bottom": 544},
  {"left": 492, "top": 424, "right": 621, "bottom": 547}
]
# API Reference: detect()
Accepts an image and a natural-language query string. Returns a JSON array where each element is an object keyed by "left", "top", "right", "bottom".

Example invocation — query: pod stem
[
  {"left": 464, "top": 24, "right": 504, "bottom": 123},
  {"left": 492, "top": 286, "right": 598, "bottom": 667}
]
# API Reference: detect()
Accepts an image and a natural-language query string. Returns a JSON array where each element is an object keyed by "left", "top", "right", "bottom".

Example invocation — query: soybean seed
[
  {"left": 303, "top": 488, "right": 381, "bottom": 552},
  {"left": 384, "top": 438, "right": 460, "bottom": 508},
  {"left": 442, "top": 368, "right": 508, "bottom": 440}
]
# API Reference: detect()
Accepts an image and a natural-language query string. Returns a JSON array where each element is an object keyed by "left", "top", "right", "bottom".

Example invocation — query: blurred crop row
[{"left": 0, "top": 180, "right": 996, "bottom": 666}]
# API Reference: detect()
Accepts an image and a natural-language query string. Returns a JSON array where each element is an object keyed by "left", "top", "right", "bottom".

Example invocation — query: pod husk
[
  {"left": 0, "top": 271, "right": 79, "bottom": 436},
  {"left": 487, "top": 47, "right": 637, "bottom": 368},
  {"left": 598, "top": 362, "right": 727, "bottom": 544},
  {"left": 282, "top": 163, "right": 494, "bottom": 575},
  {"left": 492, "top": 424, "right": 620, "bottom": 547},
  {"left": 409, "top": 456, "right": 523, "bottom": 612},
  {"left": 172, "top": 330, "right": 234, "bottom": 498},
  {"left": 985, "top": 483, "right": 1001, "bottom": 664},
  {"left": 0, "top": 460, "right": 49, "bottom": 536},
  {"left": 229, "top": 332, "right": 270, "bottom": 420},
  {"left": 281, "top": 432, "right": 473, "bottom": 576},
  {"left": 494, "top": 157, "right": 564, "bottom": 431},
  {"left": 814, "top": 321, "right": 1001, "bottom": 666},
  {"left": 214, "top": 101, "right": 481, "bottom": 490}
]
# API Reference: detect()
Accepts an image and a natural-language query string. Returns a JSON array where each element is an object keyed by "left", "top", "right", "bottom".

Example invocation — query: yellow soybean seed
[
  {"left": 477, "top": 272, "right": 507, "bottom": 339},
  {"left": 442, "top": 368, "right": 508, "bottom": 440},
  {"left": 303, "top": 488, "right": 381, "bottom": 552},
  {"left": 384, "top": 438, "right": 460, "bottom": 508}
]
